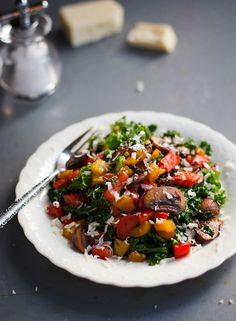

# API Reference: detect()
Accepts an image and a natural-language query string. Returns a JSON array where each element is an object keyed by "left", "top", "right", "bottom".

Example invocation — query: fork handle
[{"left": 0, "top": 169, "right": 59, "bottom": 228}]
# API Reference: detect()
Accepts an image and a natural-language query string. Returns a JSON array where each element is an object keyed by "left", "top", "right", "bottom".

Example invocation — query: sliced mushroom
[
  {"left": 151, "top": 136, "right": 170, "bottom": 155},
  {"left": 143, "top": 186, "right": 186, "bottom": 215},
  {"left": 73, "top": 225, "right": 89, "bottom": 253},
  {"left": 195, "top": 218, "right": 223, "bottom": 243},
  {"left": 66, "top": 153, "right": 94, "bottom": 169},
  {"left": 200, "top": 198, "right": 220, "bottom": 216}
]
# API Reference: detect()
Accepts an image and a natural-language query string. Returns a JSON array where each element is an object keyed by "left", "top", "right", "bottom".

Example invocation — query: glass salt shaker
[{"left": 0, "top": 0, "right": 61, "bottom": 100}]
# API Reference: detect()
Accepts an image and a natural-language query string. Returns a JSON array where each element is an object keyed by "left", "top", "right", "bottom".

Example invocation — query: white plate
[{"left": 16, "top": 111, "right": 236, "bottom": 287}]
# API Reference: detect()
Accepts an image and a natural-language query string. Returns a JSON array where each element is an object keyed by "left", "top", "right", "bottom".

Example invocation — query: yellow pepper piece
[
  {"left": 119, "top": 165, "right": 133, "bottom": 177},
  {"left": 114, "top": 239, "right": 130, "bottom": 257},
  {"left": 125, "top": 149, "right": 146, "bottom": 166},
  {"left": 151, "top": 148, "right": 161, "bottom": 160},
  {"left": 91, "top": 175, "right": 105, "bottom": 186},
  {"left": 196, "top": 148, "right": 205, "bottom": 156},
  {"left": 136, "top": 149, "right": 146, "bottom": 161},
  {"left": 154, "top": 219, "right": 176, "bottom": 240},
  {"left": 62, "top": 227, "right": 75, "bottom": 241},
  {"left": 114, "top": 195, "right": 135, "bottom": 213},
  {"left": 148, "top": 163, "right": 165, "bottom": 183},
  {"left": 129, "top": 221, "right": 151, "bottom": 237},
  {"left": 58, "top": 169, "right": 74, "bottom": 179},
  {"left": 124, "top": 157, "right": 138, "bottom": 166},
  {"left": 128, "top": 251, "right": 146, "bottom": 262},
  {"left": 91, "top": 159, "right": 109, "bottom": 176}
]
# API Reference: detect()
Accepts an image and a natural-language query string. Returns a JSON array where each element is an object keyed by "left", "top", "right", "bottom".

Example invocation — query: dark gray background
[{"left": 0, "top": 0, "right": 236, "bottom": 320}]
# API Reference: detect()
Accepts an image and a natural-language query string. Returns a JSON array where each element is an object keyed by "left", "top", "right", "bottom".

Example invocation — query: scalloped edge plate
[{"left": 16, "top": 111, "right": 236, "bottom": 287}]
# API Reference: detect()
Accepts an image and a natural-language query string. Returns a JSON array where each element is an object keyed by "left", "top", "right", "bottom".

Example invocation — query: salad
[{"left": 46, "top": 117, "right": 226, "bottom": 265}]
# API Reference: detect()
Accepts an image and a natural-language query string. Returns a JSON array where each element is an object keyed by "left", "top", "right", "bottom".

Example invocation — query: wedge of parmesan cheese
[
  {"left": 59, "top": 0, "right": 124, "bottom": 47},
  {"left": 127, "top": 22, "right": 177, "bottom": 53}
]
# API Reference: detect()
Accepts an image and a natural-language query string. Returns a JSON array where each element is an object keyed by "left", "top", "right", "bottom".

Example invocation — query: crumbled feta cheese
[
  {"left": 114, "top": 191, "right": 120, "bottom": 202},
  {"left": 182, "top": 159, "right": 191, "bottom": 167},
  {"left": 127, "top": 177, "right": 133, "bottom": 185},
  {"left": 136, "top": 80, "right": 145, "bottom": 93},
  {"left": 130, "top": 143, "right": 145, "bottom": 151},
  {"left": 106, "top": 182, "right": 112, "bottom": 190},
  {"left": 52, "top": 201, "right": 60, "bottom": 208},
  {"left": 86, "top": 222, "right": 100, "bottom": 237},
  {"left": 61, "top": 213, "right": 72, "bottom": 222},
  {"left": 64, "top": 222, "right": 77, "bottom": 229},
  {"left": 106, "top": 216, "right": 115, "bottom": 225},
  {"left": 187, "top": 190, "right": 196, "bottom": 198},
  {"left": 173, "top": 136, "right": 184, "bottom": 144},
  {"left": 131, "top": 152, "right": 137, "bottom": 159}
]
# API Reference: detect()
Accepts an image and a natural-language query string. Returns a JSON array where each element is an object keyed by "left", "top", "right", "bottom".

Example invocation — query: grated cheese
[{"left": 86, "top": 222, "right": 100, "bottom": 237}]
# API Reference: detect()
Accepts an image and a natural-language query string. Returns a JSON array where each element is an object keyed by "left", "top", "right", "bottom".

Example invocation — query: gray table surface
[{"left": 0, "top": 0, "right": 236, "bottom": 320}]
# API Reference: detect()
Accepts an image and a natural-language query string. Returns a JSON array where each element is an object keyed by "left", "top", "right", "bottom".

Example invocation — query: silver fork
[{"left": 0, "top": 127, "right": 95, "bottom": 228}]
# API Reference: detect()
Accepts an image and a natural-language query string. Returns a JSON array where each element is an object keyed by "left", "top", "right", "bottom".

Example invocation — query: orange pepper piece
[
  {"left": 129, "top": 221, "right": 151, "bottom": 237},
  {"left": 148, "top": 163, "right": 165, "bottom": 183},
  {"left": 114, "top": 239, "right": 130, "bottom": 257},
  {"left": 154, "top": 219, "right": 176, "bottom": 240},
  {"left": 114, "top": 195, "right": 135, "bottom": 213},
  {"left": 128, "top": 251, "right": 146, "bottom": 262}
]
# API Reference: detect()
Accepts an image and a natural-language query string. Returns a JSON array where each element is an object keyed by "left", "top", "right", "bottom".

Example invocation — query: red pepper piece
[
  {"left": 63, "top": 194, "right": 86, "bottom": 207},
  {"left": 173, "top": 171, "right": 203, "bottom": 187},
  {"left": 191, "top": 155, "right": 210, "bottom": 168},
  {"left": 136, "top": 210, "right": 154, "bottom": 223},
  {"left": 154, "top": 212, "right": 170, "bottom": 219},
  {"left": 47, "top": 204, "right": 64, "bottom": 218},
  {"left": 116, "top": 215, "right": 139, "bottom": 240},
  {"left": 158, "top": 150, "right": 180, "bottom": 172},
  {"left": 173, "top": 243, "right": 191, "bottom": 258},
  {"left": 91, "top": 245, "right": 112, "bottom": 260},
  {"left": 53, "top": 170, "right": 80, "bottom": 189}
]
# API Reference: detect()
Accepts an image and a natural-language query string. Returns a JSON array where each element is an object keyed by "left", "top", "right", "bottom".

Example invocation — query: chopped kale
[
  {"left": 183, "top": 137, "right": 197, "bottom": 151},
  {"left": 163, "top": 130, "right": 181, "bottom": 137},
  {"left": 195, "top": 211, "right": 214, "bottom": 221},
  {"left": 148, "top": 124, "right": 158, "bottom": 133},
  {"left": 203, "top": 169, "right": 222, "bottom": 193},
  {"left": 107, "top": 225, "right": 115, "bottom": 243},
  {"left": 86, "top": 187, "right": 112, "bottom": 228},
  {"left": 147, "top": 249, "right": 170, "bottom": 266},
  {"left": 202, "top": 225, "right": 214, "bottom": 237},
  {"left": 93, "top": 117, "right": 156, "bottom": 150},
  {"left": 69, "top": 165, "right": 91, "bottom": 191},
  {"left": 64, "top": 205, "right": 93, "bottom": 218},
  {"left": 214, "top": 190, "right": 227, "bottom": 206},
  {"left": 199, "top": 141, "right": 212, "bottom": 156},
  {"left": 48, "top": 185, "right": 67, "bottom": 203}
]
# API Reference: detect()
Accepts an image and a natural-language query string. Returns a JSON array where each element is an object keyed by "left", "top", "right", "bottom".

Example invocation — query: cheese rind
[
  {"left": 59, "top": 0, "right": 124, "bottom": 47},
  {"left": 127, "top": 22, "right": 177, "bottom": 53}
]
